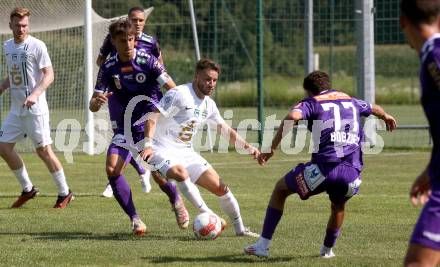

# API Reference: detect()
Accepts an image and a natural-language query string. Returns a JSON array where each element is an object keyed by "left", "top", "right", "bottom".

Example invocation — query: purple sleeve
[
  {"left": 291, "top": 98, "right": 315, "bottom": 119},
  {"left": 352, "top": 98, "right": 372, "bottom": 117},
  {"left": 426, "top": 50, "right": 440, "bottom": 90},
  {"left": 99, "top": 34, "right": 113, "bottom": 58},
  {"left": 147, "top": 56, "right": 166, "bottom": 78},
  {"left": 94, "top": 65, "right": 109, "bottom": 93}
]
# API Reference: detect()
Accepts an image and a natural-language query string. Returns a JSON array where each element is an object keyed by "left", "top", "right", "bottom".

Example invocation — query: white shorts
[
  {"left": 0, "top": 113, "right": 52, "bottom": 148},
  {"left": 148, "top": 145, "right": 212, "bottom": 183}
]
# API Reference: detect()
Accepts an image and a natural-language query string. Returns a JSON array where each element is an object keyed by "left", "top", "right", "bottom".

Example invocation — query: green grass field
[{"left": 0, "top": 150, "right": 429, "bottom": 266}]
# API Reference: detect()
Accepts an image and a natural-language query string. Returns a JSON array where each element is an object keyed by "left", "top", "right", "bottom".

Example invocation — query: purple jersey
[
  {"left": 293, "top": 90, "right": 372, "bottom": 170},
  {"left": 95, "top": 50, "right": 168, "bottom": 133},
  {"left": 99, "top": 32, "right": 160, "bottom": 60},
  {"left": 419, "top": 34, "right": 440, "bottom": 190}
]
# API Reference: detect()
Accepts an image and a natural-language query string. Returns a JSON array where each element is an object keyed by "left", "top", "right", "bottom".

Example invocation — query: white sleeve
[
  {"left": 36, "top": 41, "right": 52, "bottom": 69},
  {"left": 156, "top": 88, "right": 182, "bottom": 117},
  {"left": 206, "top": 100, "right": 225, "bottom": 128}
]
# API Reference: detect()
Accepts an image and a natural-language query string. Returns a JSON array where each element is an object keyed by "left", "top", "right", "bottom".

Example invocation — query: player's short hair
[
  {"left": 128, "top": 7, "right": 145, "bottom": 15},
  {"left": 195, "top": 58, "right": 221, "bottom": 75},
  {"left": 401, "top": 0, "right": 440, "bottom": 25},
  {"left": 10, "top": 7, "right": 30, "bottom": 21},
  {"left": 109, "top": 18, "right": 136, "bottom": 38},
  {"left": 303, "top": 71, "right": 331, "bottom": 95}
]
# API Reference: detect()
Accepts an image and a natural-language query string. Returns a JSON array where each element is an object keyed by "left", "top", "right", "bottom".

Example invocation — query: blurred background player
[
  {"left": 140, "top": 58, "right": 260, "bottom": 237},
  {"left": 244, "top": 71, "right": 396, "bottom": 257},
  {"left": 400, "top": 1, "right": 440, "bottom": 266},
  {"left": 96, "top": 7, "right": 179, "bottom": 210},
  {"left": 0, "top": 7, "right": 73, "bottom": 209},
  {"left": 89, "top": 18, "right": 186, "bottom": 235}
]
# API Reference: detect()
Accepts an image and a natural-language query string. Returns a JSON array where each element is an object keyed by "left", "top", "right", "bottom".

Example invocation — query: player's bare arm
[
  {"left": 371, "top": 104, "right": 397, "bottom": 132},
  {"left": 140, "top": 111, "right": 160, "bottom": 161},
  {"left": 23, "top": 66, "right": 54, "bottom": 108},
  {"left": 0, "top": 76, "right": 10, "bottom": 95},
  {"left": 89, "top": 91, "right": 113, "bottom": 112},
  {"left": 258, "top": 110, "right": 302, "bottom": 165},
  {"left": 217, "top": 122, "right": 260, "bottom": 159},
  {"left": 96, "top": 54, "right": 106, "bottom": 67},
  {"left": 163, "top": 79, "right": 176, "bottom": 90}
]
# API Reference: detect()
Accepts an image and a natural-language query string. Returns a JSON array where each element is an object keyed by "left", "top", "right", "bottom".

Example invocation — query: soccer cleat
[
  {"left": 54, "top": 190, "right": 74, "bottom": 209},
  {"left": 11, "top": 186, "right": 40, "bottom": 208},
  {"left": 236, "top": 227, "right": 260, "bottom": 238},
  {"left": 320, "top": 245, "right": 335, "bottom": 258},
  {"left": 132, "top": 217, "right": 147, "bottom": 236},
  {"left": 102, "top": 183, "right": 113, "bottom": 198},
  {"left": 140, "top": 173, "right": 151, "bottom": 193},
  {"left": 244, "top": 243, "right": 269, "bottom": 257},
  {"left": 171, "top": 198, "right": 190, "bottom": 229}
]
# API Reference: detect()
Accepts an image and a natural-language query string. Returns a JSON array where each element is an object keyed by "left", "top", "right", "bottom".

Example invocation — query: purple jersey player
[
  {"left": 96, "top": 7, "right": 162, "bottom": 67},
  {"left": 244, "top": 71, "right": 396, "bottom": 258},
  {"left": 97, "top": 7, "right": 163, "bottom": 198},
  {"left": 401, "top": 1, "right": 440, "bottom": 266},
  {"left": 89, "top": 18, "right": 181, "bottom": 236}
]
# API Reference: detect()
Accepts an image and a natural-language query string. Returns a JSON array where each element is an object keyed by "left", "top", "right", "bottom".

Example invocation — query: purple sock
[
  {"left": 109, "top": 175, "right": 138, "bottom": 220},
  {"left": 129, "top": 158, "right": 145, "bottom": 175},
  {"left": 159, "top": 182, "right": 178, "bottom": 204},
  {"left": 323, "top": 228, "right": 341, "bottom": 248},
  {"left": 261, "top": 206, "right": 283, "bottom": 240}
]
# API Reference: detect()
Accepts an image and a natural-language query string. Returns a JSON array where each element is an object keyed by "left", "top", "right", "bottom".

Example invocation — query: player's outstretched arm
[
  {"left": 258, "top": 110, "right": 302, "bottom": 165},
  {"left": 217, "top": 122, "right": 260, "bottom": 160},
  {"left": 371, "top": 104, "right": 397, "bottom": 132},
  {"left": 0, "top": 76, "right": 10, "bottom": 95},
  {"left": 89, "top": 91, "right": 113, "bottom": 112},
  {"left": 140, "top": 111, "right": 160, "bottom": 162}
]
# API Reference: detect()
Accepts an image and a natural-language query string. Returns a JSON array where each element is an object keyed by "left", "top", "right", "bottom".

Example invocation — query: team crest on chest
[
  {"left": 136, "top": 73, "right": 146, "bottom": 83},
  {"left": 112, "top": 74, "right": 122, "bottom": 89}
]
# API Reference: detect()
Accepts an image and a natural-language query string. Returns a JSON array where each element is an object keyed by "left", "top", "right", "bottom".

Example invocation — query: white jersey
[
  {"left": 154, "top": 83, "right": 225, "bottom": 149},
  {"left": 3, "top": 35, "right": 52, "bottom": 116}
]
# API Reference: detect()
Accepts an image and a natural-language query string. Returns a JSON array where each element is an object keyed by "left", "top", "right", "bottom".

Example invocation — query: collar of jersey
[{"left": 115, "top": 48, "right": 137, "bottom": 63}]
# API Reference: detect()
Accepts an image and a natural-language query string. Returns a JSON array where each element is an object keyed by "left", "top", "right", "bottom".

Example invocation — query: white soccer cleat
[
  {"left": 139, "top": 172, "right": 151, "bottom": 193},
  {"left": 132, "top": 217, "right": 147, "bottom": 236},
  {"left": 244, "top": 243, "right": 269, "bottom": 257},
  {"left": 236, "top": 227, "right": 260, "bottom": 238},
  {"left": 102, "top": 183, "right": 113, "bottom": 198},
  {"left": 320, "top": 245, "right": 335, "bottom": 258}
]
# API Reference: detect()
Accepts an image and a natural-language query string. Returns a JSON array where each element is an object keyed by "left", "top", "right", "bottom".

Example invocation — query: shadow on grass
[
  {"left": 0, "top": 231, "right": 195, "bottom": 241},
  {"left": 142, "top": 254, "right": 298, "bottom": 264}
]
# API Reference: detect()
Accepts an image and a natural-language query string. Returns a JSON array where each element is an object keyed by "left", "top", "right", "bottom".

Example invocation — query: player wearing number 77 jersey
[{"left": 244, "top": 70, "right": 397, "bottom": 258}]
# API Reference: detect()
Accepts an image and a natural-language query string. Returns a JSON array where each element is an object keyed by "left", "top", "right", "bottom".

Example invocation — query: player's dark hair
[
  {"left": 10, "top": 7, "right": 30, "bottom": 21},
  {"left": 401, "top": 0, "right": 440, "bottom": 25},
  {"left": 303, "top": 71, "right": 331, "bottom": 95},
  {"left": 195, "top": 58, "right": 221, "bottom": 75},
  {"left": 109, "top": 18, "right": 136, "bottom": 38},
  {"left": 128, "top": 7, "right": 144, "bottom": 15}
]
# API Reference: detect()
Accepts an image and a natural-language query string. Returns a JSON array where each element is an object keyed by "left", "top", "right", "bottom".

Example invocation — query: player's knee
[
  {"left": 36, "top": 146, "right": 50, "bottom": 160},
  {"left": 331, "top": 202, "right": 345, "bottom": 213},
  {"left": 106, "top": 165, "right": 121, "bottom": 177},
  {"left": 274, "top": 178, "right": 290, "bottom": 197},
  {"left": 216, "top": 183, "right": 229, "bottom": 196},
  {"left": 0, "top": 143, "right": 12, "bottom": 157},
  {"left": 167, "top": 165, "right": 188, "bottom": 181}
]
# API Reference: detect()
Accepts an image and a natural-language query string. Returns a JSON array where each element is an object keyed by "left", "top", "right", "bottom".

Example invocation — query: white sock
[
  {"left": 177, "top": 178, "right": 212, "bottom": 213},
  {"left": 139, "top": 169, "right": 152, "bottom": 193},
  {"left": 51, "top": 169, "right": 69, "bottom": 196},
  {"left": 12, "top": 165, "right": 33, "bottom": 192},
  {"left": 257, "top": 236, "right": 271, "bottom": 249},
  {"left": 219, "top": 190, "right": 245, "bottom": 234}
]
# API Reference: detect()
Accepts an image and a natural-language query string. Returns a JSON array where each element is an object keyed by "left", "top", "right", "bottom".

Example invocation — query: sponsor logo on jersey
[
  {"left": 121, "top": 66, "right": 133, "bottom": 73},
  {"left": 20, "top": 53, "right": 27, "bottom": 61},
  {"left": 123, "top": 74, "right": 133, "bottom": 80},
  {"left": 136, "top": 57, "right": 147, "bottom": 65},
  {"left": 112, "top": 74, "right": 122, "bottom": 89},
  {"left": 0, "top": 131, "right": 3, "bottom": 137},
  {"left": 136, "top": 73, "right": 146, "bottom": 83},
  {"left": 12, "top": 54, "right": 18, "bottom": 61}
]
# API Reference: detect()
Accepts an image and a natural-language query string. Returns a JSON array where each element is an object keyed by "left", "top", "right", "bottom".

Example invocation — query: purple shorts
[
  {"left": 284, "top": 162, "right": 361, "bottom": 204},
  {"left": 107, "top": 131, "right": 144, "bottom": 165},
  {"left": 410, "top": 190, "right": 440, "bottom": 250}
]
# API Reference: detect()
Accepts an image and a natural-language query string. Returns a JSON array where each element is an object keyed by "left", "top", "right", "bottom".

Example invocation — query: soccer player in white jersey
[
  {"left": 0, "top": 7, "right": 73, "bottom": 209},
  {"left": 140, "top": 58, "right": 260, "bottom": 237}
]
